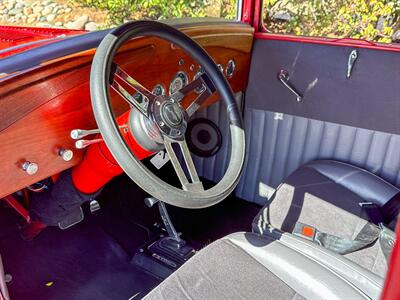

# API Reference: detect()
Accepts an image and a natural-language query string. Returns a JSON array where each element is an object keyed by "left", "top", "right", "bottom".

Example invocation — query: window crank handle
[
  {"left": 347, "top": 49, "right": 358, "bottom": 78},
  {"left": 278, "top": 70, "right": 302, "bottom": 102}
]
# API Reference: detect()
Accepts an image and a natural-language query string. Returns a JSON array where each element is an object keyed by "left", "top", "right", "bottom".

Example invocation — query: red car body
[
  {"left": 0, "top": 26, "right": 85, "bottom": 58},
  {"left": 0, "top": 0, "right": 399, "bottom": 298}
]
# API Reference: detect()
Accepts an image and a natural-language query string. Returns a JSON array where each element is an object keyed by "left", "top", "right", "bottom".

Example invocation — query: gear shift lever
[
  {"left": 144, "top": 197, "right": 194, "bottom": 258},
  {"left": 145, "top": 197, "right": 183, "bottom": 245}
]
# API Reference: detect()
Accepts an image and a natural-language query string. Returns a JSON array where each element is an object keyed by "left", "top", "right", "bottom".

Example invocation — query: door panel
[
  {"left": 246, "top": 39, "right": 400, "bottom": 134},
  {"left": 236, "top": 38, "right": 400, "bottom": 204},
  {"left": 236, "top": 109, "right": 400, "bottom": 205},
  {"left": 187, "top": 38, "right": 400, "bottom": 205}
]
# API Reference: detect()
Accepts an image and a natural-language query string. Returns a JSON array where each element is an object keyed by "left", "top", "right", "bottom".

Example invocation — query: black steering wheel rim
[{"left": 90, "top": 20, "right": 245, "bottom": 208}]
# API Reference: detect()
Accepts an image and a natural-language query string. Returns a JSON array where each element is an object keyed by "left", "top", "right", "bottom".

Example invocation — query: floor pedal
[
  {"left": 90, "top": 200, "right": 101, "bottom": 214},
  {"left": 58, "top": 207, "right": 84, "bottom": 230}
]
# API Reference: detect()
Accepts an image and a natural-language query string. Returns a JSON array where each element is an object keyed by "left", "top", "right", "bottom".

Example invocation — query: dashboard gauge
[
  {"left": 152, "top": 84, "right": 166, "bottom": 96},
  {"left": 169, "top": 71, "right": 189, "bottom": 95}
]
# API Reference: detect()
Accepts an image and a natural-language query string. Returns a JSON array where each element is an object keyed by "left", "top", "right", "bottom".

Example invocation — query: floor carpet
[
  {"left": 0, "top": 204, "right": 160, "bottom": 300},
  {"left": 0, "top": 170, "right": 261, "bottom": 300}
]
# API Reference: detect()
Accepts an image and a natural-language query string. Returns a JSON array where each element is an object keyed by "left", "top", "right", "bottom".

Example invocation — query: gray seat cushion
[
  {"left": 144, "top": 232, "right": 383, "bottom": 300},
  {"left": 253, "top": 160, "right": 399, "bottom": 277}
]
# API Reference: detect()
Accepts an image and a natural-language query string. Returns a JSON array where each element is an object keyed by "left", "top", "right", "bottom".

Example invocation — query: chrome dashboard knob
[
  {"left": 70, "top": 128, "right": 100, "bottom": 140},
  {"left": 59, "top": 148, "right": 74, "bottom": 161},
  {"left": 75, "top": 138, "right": 103, "bottom": 149},
  {"left": 22, "top": 161, "right": 38, "bottom": 175}
]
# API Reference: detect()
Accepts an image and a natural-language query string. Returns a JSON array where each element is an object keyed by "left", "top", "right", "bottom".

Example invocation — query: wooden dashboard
[{"left": 0, "top": 21, "right": 254, "bottom": 199}]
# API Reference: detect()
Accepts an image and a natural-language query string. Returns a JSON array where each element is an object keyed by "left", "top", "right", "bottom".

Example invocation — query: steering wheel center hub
[
  {"left": 161, "top": 102, "right": 183, "bottom": 127},
  {"left": 152, "top": 96, "right": 187, "bottom": 139}
]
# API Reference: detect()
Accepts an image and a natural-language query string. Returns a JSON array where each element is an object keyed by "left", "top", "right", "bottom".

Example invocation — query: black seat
[{"left": 253, "top": 160, "right": 399, "bottom": 277}]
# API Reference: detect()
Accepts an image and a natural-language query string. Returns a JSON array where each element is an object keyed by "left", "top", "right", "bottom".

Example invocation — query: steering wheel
[{"left": 90, "top": 21, "right": 245, "bottom": 208}]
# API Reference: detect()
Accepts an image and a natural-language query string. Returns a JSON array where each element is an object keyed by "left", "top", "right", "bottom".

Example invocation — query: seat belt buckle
[{"left": 293, "top": 222, "right": 317, "bottom": 242}]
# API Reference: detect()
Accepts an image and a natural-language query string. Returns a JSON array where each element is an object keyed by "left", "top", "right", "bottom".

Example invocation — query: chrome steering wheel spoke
[
  {"left": 110, "top": 64, "right": 156, "bottom": 117},
  {"left": 164, "top": 136, "right": 204, "bottom": 192},
  {"left": 170, "top": 73, "right": 216, "bottom": 117}
]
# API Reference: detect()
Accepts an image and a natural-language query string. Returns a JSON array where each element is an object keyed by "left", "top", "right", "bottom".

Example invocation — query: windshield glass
[{"left": 0, "top": 0, "right": 238, "bottom": 30}]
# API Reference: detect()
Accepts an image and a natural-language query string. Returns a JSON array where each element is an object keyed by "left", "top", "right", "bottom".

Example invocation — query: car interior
[{"left": 0, "top": 4, "right": 399, "bottom": 300}]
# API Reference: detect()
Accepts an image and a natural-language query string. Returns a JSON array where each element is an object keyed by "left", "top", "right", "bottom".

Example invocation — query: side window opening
[{"left": 262, "top": 0, "right": 400, "bottom": 44}]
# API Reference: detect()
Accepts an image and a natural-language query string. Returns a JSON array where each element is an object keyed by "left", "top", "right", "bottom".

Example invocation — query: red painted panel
[
  {"left": 0, "top": 26, "right": 86, "bottom": 58},
  {"left": 241, "top": 0, "right": 255, "bottom": 25},
  {"left": 252, "top": 0, "right": 262, "bottom": 31},
  {"left": 71, "top": 110, "right": 154, "bottom": 194}
]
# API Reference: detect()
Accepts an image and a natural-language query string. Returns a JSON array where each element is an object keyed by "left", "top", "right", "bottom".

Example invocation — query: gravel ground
[{"left": 0, "top": 0, "right": 109, "bottom": 30}]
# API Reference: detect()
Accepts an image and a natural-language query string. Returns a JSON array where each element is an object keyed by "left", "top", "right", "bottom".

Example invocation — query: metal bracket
[
  {"left": 347, "top": 49, "right": 358, "bottom": 78},
  {"left": 278, "top": 70, "right": 303, "bottom": 102}
]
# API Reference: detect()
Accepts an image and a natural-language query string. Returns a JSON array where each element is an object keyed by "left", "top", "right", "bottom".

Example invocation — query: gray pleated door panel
[
  {"left": 234, "top": 38, "right": 400, "bottom": 205},
  {"left": 185, "top": 103, "right": 400, "bottom": 205},
  {"left": 236, "top": 109, "right": 400, "bottom": 205}
]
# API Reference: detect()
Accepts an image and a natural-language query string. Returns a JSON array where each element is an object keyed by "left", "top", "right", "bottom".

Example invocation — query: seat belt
[
  {"left": 359, "top": 202, "right": 384, "bottom": 225},
  {"left": 359, "top": 193, "right": 400, "bottom": 226},
  {"left": 315, "top": 222, "right": 381, "bottom": 255},
  {"left": 379, "top": 226, "right": 396, "bottom": 260},
  {"left": 293, "top": 222, "right": 395, "bottom": 260}
]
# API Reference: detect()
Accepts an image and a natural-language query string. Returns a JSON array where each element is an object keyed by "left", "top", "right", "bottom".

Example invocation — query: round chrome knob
[
  {"left": 59, "top": 149, "right": 74, "bottom": 161},
  {"left": 22, "top": 161, "right": 38, "bottom": 175}
]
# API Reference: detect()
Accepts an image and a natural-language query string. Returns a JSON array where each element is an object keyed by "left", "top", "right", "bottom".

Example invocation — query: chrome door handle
[
  {"left": 347, "top": 49, "right": 358, "bottom": 78},
  {"left": 278, "top": 70, "right": 302, "bottom": 102}
]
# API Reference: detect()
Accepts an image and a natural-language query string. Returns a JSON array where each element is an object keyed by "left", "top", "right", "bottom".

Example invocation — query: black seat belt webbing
[
  {"left": 360, "top": 193, "right": 400, "bottom": 226},
  {"left": 359, "top": 202, "right": 384, "bottom": 225}
]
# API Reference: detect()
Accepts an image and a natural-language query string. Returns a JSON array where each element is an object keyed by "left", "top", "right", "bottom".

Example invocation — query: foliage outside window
[
  {"left": 263, "top": 0, "right": 400, "bottom": 44},
  {"left": 0, "top": 0, "right": 237, "bottom": 31},
  {"left": 80, "top": 0, "right": 238, "bottom": 26}
]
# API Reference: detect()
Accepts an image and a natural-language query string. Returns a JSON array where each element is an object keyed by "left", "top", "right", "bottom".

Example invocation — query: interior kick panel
[
  {"left": 235, "top": 109, "right": 400, "bottom": 205},
  {"left": 183, "top": 99, "right": 232, "bottom": 184},
  {"left": 246, "top": 39, "right": 400, "bottom": 135}
]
